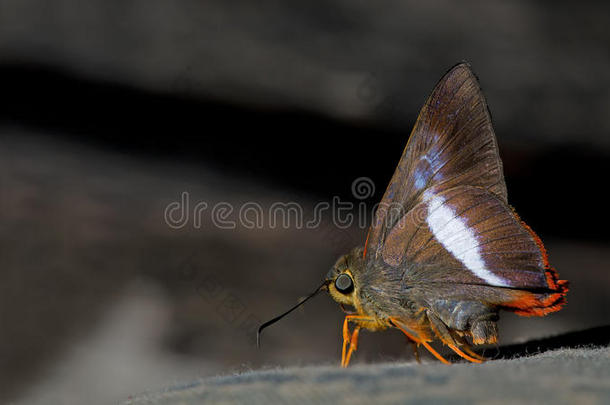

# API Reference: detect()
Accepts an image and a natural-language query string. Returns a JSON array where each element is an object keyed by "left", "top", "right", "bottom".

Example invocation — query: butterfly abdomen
[{"left": 428, "top": 299, "right": 500, "bottom": 344}]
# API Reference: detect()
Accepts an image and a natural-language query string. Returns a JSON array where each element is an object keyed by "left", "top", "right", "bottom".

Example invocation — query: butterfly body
[
  {"left": 326, "top": 63, "right": 568, "bottom": 366},
  {"left": 329, "top": 245, "right": 500, "bottom": 361}
]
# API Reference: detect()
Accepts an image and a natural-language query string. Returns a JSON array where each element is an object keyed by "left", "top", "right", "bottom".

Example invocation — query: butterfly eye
[{"left": 334, "top": 273, "right": 354, "bottom": 294}]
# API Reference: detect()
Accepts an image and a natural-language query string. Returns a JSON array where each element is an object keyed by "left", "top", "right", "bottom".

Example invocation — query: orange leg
[
  {"left": 344, "top": 326, "right": 360, "bottom": 367},
  {"left": 341, "top": 316, "right": 350, "bottom": 367},
  {"left": 389, "top": 317, "right": 451, "bottom": 365},
  {"left": 340, "top": 315, "right": 373, "bottom": 367},
  {"left": 457, "top": 344, "right": 486, "bottom": 362},
  {"left": 447, "top": 344, "right": 484, "bottom": 363},
  {"left": 426, "top": 311, "right": 486, "bottom": 364}
]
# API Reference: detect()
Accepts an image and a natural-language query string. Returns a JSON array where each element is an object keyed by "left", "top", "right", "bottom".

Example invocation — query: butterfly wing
[
  {"left": 365, "top": 63, "right": 506, "bottom": 263},
  {"left": 382, "top": 185, "right": 566, "bottom": 314},
  {"left": 364, "top": 63, "right": 567, "bottom": 315}
]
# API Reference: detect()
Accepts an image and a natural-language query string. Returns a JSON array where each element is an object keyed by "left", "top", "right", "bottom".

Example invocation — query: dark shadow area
[
  {"left": 0, "top": 63, "right": 399, "bottom": 199},
  {"left": 2, "top": 63, "right": 609, "bottom": 241},
  {"left": 462, "top": 325, "right": 610, "bottom": 361}
]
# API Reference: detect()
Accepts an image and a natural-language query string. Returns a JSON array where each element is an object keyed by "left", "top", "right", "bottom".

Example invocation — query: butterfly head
[{"left": 326, "top": 247, "right": 365, "bottom": 310}]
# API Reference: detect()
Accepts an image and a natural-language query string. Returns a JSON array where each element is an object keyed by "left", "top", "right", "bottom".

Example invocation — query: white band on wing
[{"left": 423, "top": 190, "right": 510, "bottom": 287}]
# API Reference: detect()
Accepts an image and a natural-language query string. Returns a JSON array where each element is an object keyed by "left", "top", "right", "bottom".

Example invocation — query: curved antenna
[{"left": 257, "top": 281, "right": 328, "bottom": 348}]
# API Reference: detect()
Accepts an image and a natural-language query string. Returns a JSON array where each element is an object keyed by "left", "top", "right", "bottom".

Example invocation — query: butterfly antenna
[{"left": 257, "top": 281, "right": 328, "bottom": 348}]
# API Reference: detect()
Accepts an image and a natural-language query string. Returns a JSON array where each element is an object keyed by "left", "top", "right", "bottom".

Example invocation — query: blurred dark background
[{"left": 1, "top": 1, "right": 609, "bottom": 403}]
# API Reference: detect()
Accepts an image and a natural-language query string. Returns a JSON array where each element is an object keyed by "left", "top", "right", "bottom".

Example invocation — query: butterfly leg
[
  {"left": 344, "top": 326, "right": 361, "bottom": 367},
  {"left": 388, "top": 317, "right": 451, "bottom": 365},
  {"left": 341, "top": 317, "right": 350, "bottom": 367},
  {"left": 447, "top": 343, "right": 484, "bottom": 363},
  {"left": 427, "top": 311, "right": 484, "bottom": 364},
  {"left": 341, "top": 315, "right": 372, "bottom": 367},
  {"left": 459, "top": 344, "right": 486, "bottom": 362}
]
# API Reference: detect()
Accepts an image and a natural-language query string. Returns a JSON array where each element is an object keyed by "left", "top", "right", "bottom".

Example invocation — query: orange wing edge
[{"left": 501, "top": 216, "right": 569, "bottom": 317}]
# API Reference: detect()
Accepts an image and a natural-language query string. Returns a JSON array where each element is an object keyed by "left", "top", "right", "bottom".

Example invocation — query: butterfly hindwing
[{"left": 382, "top": 185, "right": 548, "bottom": 289}]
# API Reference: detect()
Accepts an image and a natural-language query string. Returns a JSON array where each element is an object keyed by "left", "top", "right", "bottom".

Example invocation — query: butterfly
[{"left": 258, "top": 62, "right": 568, "bottom": 366}]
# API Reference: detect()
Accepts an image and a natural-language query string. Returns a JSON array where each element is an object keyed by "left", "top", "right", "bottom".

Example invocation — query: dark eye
[{"left": 334, "top": 273, "right": 354, "bottom": 294}]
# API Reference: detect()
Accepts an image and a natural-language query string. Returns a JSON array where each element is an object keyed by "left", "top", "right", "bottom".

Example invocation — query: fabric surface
[{"left": 124, "top": 347, "right": 610, "bottom": 404}]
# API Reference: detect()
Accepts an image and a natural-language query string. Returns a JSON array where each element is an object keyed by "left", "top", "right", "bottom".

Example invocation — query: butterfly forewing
[
  {"left": 364, "top": 63, "right": 564, "bottom": 301},
  {"left": 366, "top": 63, "right": 506, "bottom": 265}
]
